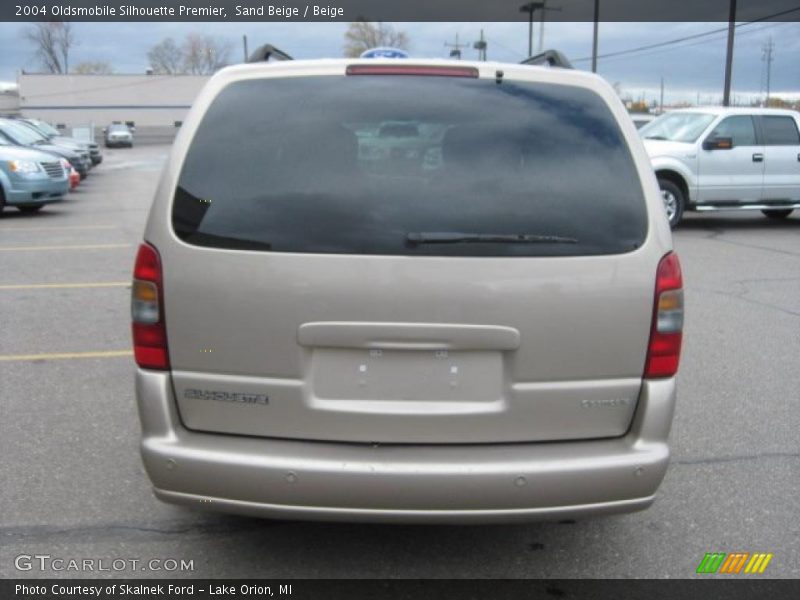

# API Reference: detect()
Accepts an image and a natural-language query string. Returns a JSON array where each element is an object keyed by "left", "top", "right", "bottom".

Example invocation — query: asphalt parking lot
[{"left": 1, "top": 144, "right": 798, "bottom": 579}]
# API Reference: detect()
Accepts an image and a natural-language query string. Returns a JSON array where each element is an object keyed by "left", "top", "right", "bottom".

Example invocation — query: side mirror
[{"left": 703, "top": 136, "right": 733, "bottom": 151}]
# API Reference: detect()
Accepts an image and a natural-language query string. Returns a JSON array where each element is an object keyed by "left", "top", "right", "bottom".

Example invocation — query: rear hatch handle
[{"left": 298, "top": 322, "right": 521, "bottom": 351}]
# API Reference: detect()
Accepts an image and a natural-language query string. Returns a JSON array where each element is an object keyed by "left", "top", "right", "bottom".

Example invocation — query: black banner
[
  {"left": 3, "top": 0, "right": 800, "bottom": 22},
  {"left": 3, "top": 580, "right": 800, "bottom": 600}
]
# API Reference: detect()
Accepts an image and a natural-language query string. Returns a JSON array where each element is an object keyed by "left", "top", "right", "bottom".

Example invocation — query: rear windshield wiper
[
  {"left": 407, "top": 232, "right": 578, "bottom": 245},
  {"left": 644, "top": 135, "right": 668, "bottom": 140}
]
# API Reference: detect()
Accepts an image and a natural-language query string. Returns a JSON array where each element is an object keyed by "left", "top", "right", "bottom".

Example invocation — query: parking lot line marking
[
  {"left": 0, "top": 225, "right": 117, "bottom": 232},
  {"left": 0, "top": 350, "right": 133, "bottom": 362},
  {"left": 0, "top": 282, "right": 129, "bottom": 290},
  {"left": 0, "top": 243, "right": 131, "bottom": 252}
]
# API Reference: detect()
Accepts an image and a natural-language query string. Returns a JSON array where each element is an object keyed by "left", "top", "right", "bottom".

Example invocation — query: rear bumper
[{"left": 136, "top": 370, "right": 676, "bottom": 523}]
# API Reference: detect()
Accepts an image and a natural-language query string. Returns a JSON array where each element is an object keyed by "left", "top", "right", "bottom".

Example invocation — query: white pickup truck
[{"left": 640, "top": 107, "right": 800, "bottom": 227}]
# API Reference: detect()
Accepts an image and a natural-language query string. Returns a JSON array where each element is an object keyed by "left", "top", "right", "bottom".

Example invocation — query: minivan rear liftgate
[{"left": 160, "top": 250, "right": 657, "bottom": 444}]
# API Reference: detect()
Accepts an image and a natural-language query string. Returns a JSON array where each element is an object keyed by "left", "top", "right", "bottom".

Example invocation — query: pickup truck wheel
[
  {"left": 18, "top": 204, "right": 44, "bottom": 213},
  {"left": 657, "top": 179, "right": 684, "bottom": 228},
  {"left": 761, "top": 209, "right": 793, "bottom": 219}
]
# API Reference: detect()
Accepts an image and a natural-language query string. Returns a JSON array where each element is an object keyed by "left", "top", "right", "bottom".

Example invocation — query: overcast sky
[{"left": 1, "top": 21, "right": 798, "bottom": 103}]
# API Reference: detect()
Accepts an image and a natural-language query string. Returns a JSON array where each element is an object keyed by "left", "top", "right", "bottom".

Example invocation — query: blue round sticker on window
[{"left": 360, "top": 47, "right": 410, "bottom": 59}]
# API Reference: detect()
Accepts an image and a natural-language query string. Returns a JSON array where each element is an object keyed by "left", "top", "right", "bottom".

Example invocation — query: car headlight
[{"left": 8, "top": 160, "right": 41, "bottom": 174}]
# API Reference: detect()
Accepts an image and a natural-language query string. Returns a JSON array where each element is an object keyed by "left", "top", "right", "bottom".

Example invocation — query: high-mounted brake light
[
  {"left": 346, "top": 64, "right": 479, "bottom": 78},
  {"left": 644, "top": 252, "right": 684, "bottom": 378},
  {"left": 131, "top": 242, "right": 169, "bottom": 370}
]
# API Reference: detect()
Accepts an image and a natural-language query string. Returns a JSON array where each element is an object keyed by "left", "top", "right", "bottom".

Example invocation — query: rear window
[
  {"left": 173, "top": 75, "right": 647, "bottom": 256},
  {"left": 761, "top": 116, "right": 800, "bottom": 146}
]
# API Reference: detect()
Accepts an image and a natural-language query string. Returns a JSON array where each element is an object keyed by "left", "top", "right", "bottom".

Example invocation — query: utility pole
[
  {"left": 762, "top": 36, "right": 774, "bottom": 107},
  {"left": 445, "top": 34, "right": 467, "bottom": 59},
  {"left": 520, "top": 2, "right": 544, "bottom": 57},
  {"left": 722, "top": 0, "right": 736, "bottom": 106},
  {"left": 243, "top": 35, "right": 249, "bottom": 62},
  {"left": 473, "top": 29, "right": 488, "bottom": 61},
  {"left": 591, "top": 0, "right": 600, "bottom": 73},
  {"left": 659, "top": 77, "right": 664, "bottom": 114}
]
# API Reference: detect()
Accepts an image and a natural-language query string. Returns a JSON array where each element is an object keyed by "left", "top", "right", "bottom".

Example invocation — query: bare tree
[
  {"left": 23, "top": 21, "right": 75, "bottom": 73},
  {"left": 343, "top": 21, "right": 409, "bottom": 58},
  {"left": 73, "top": 61, "right": 113, "bottom": 75},
  {"left": 147, "top": 34, "right": 231, "bottom": 75},
  {"left": 147, "top": 37, "right": 184, "bottom": 74},
  {"left": 181, "top": 33, "right": 231, "bottom": 75}
]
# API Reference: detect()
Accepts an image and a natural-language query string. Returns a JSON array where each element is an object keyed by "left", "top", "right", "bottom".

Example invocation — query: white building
[
  {"left": 17, "top": 73, "right": 209, "bottom": 130},
  {"left": 0, "top": 82, "right": 20, "bottom": 115}
]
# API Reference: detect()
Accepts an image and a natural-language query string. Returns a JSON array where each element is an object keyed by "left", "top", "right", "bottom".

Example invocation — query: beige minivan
[{"left": 132, "top": 55, "right": 683, "bottom": 523}]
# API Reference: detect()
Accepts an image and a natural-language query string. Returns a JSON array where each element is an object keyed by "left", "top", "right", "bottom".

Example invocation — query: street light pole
[
  {"left": 591, "top": 0, "right": 600, "bottom": 73},
  {"left": 519, "top": 2, "right": 544, "bottom": 57},
  {"left": 537, "top": 1, "right": 562, "bottom": 52},
  {"left": 529, "top": 10, "right": 534, "bottom": 56}
]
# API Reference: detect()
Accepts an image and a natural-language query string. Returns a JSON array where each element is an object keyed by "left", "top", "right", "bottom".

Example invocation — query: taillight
[
  {"left": 131, "top": 242, "right": 169, "bottom": 370},
  {"left": 644, "top": 252, "right": 683, "bottom": 378}
]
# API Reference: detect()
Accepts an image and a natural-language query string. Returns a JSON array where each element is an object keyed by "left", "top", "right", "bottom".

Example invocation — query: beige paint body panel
[
  {"left": 136, "top": 58, "right": 677, "bottom": 519},
  {"left": 138, "top": 369, "right": 675, "bottom": 522},
  {"left": 164, "top": 249, "right": 654, "bottom": 442}
]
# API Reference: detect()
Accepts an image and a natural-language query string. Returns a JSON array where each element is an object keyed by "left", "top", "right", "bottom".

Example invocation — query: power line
[
  {"left": 572, "top": 27, "right": 733, "bottom": 63},
  {"left": 485, "top": 19, "right": 791, "bottom": 67},
  {"left": 579, "top": 21, "right": 792, "bottom": 66},
  {"left": 571, "top": 6, "right": 800, "bottom": 63},
  {"left": 484, "top": 36, "right": 526, "bottom": 60}
]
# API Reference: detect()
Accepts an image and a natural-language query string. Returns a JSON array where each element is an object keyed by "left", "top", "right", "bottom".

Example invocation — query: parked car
[
  {"left": 640, "top": 107, "right": 800, "bottom": 227},
  {"left": 0, "top": 118, "right": 90, "bottom": 179},
  {"left": 631, "top": 113, "right": 657, "bottom": 129},
  {"left": 105, "top": 123, "right": 134, "bottom": 148},
  {"left": 133, "top": 54, "right": 682, "bottom": 523},
  {"left": 12, "top": 118, "right": 93, "bottom": 173},
  {"left": 19, "top": 117, "right": 103, "bottom": 165},
  {"left": 0, "top": 134, "right": 69, "bottom": 214}
]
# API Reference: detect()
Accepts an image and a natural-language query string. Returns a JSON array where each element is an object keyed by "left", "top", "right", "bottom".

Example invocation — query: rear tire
[
  {"left": 761, "top": 209, "right": 793, "bottom": 219},
  {"left": 657, "top": 179, "right": 684, "bottom": 229},
  {"left": 18, "top": 204, "right": 44, "bottom": 213},
  {"left": 0, "top": 186, "right": 5, "bottom": 216}
]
